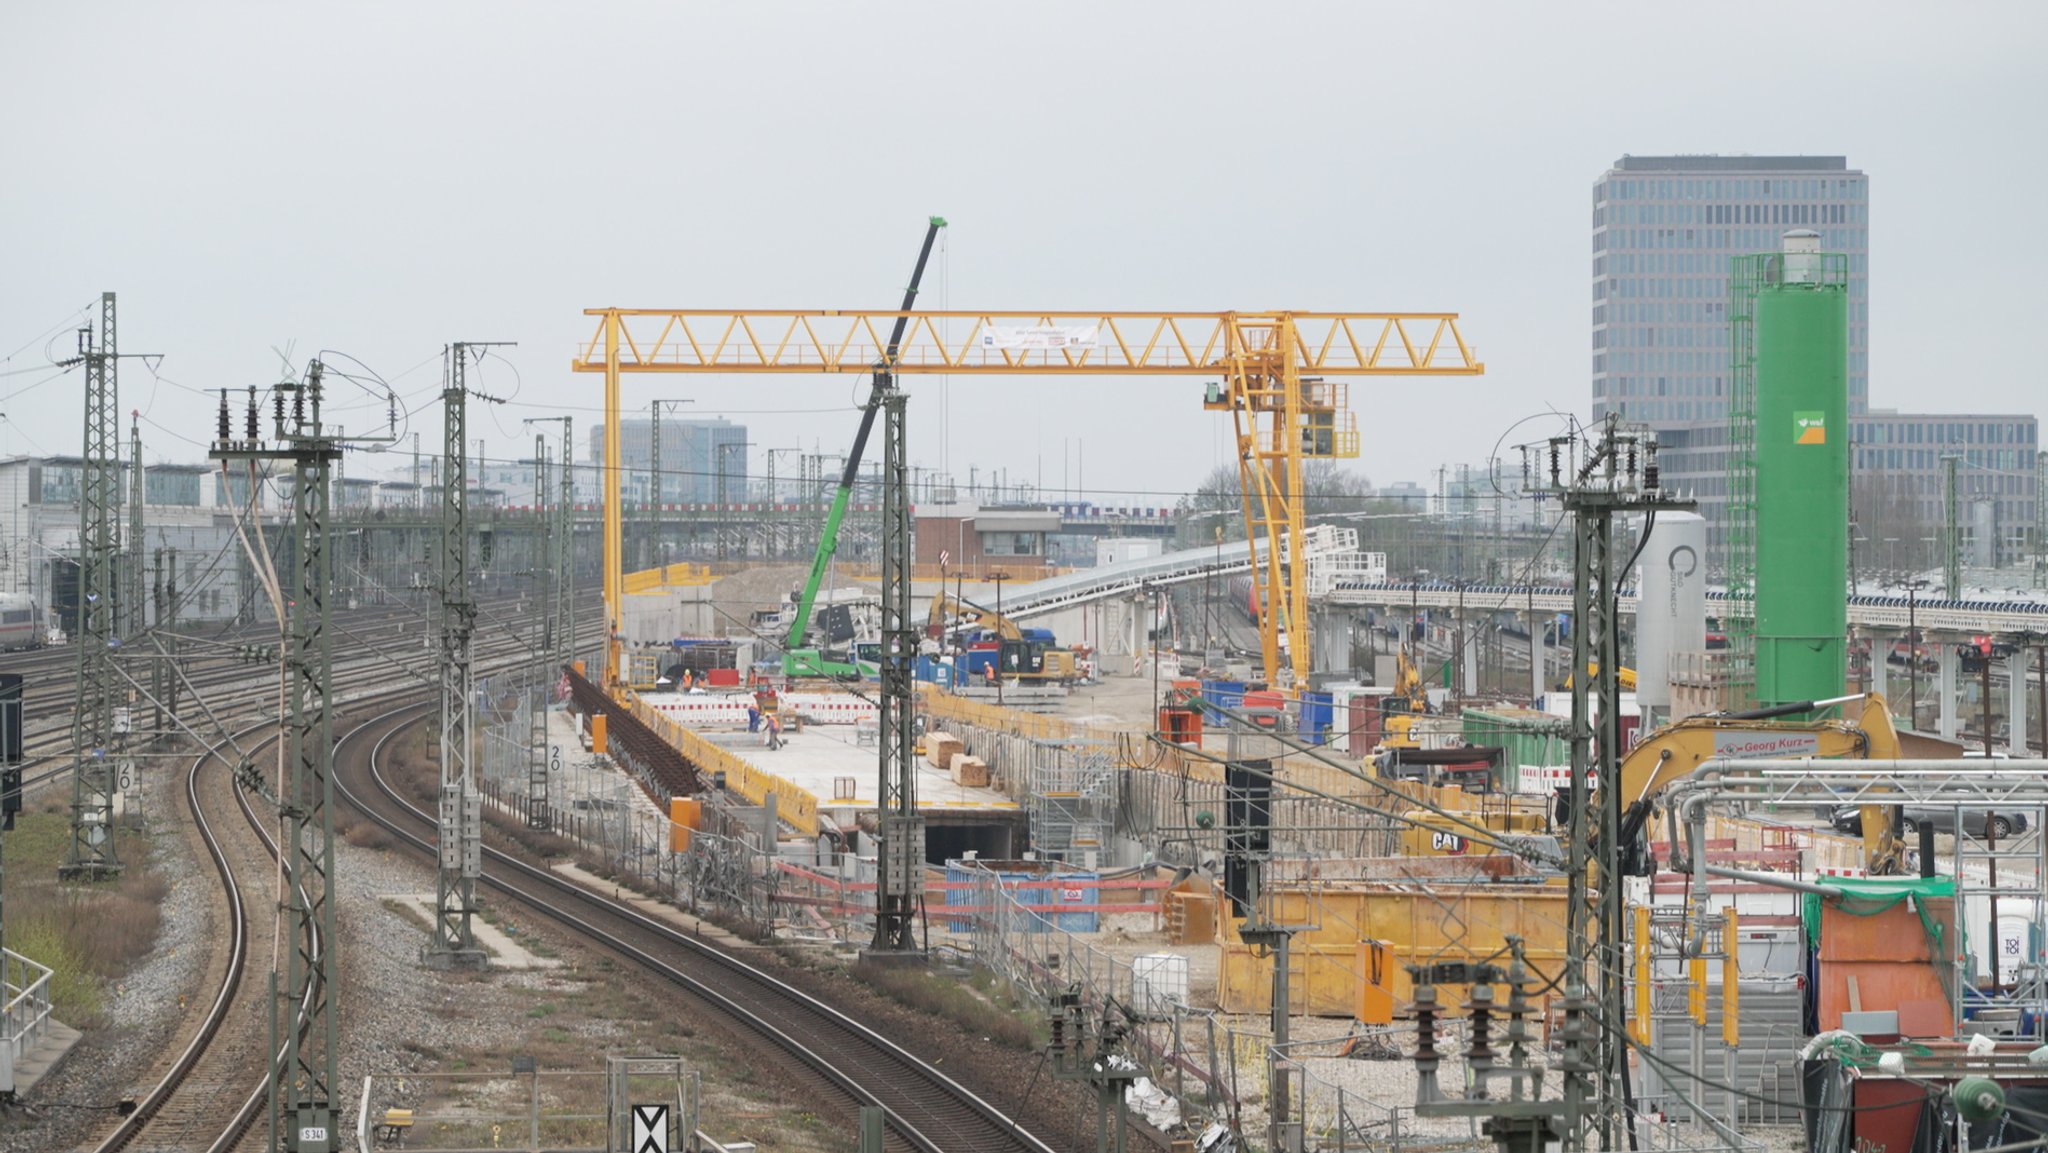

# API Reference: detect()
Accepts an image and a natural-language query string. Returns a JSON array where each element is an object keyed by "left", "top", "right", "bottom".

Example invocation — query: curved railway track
[
  {"left": 87, "top": 721, "right": 317, "bottom": 1153},
  {"left": 74, "top": 621, "right": 568, "bottom": 1153},
  {"left": 339, "top": 707, "right": 1063, "bottom": 1153}
]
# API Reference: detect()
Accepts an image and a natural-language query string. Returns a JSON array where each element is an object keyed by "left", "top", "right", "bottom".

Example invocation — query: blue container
[
  {"left": 1298, "top": 691, "right": 1333, "bottom": 745},
  {"left": 943, "top": 861, "right": 1100, "bottom": 933},
  {"left": 1202, "top": 680, "right": 1246, "bottom": 712}
]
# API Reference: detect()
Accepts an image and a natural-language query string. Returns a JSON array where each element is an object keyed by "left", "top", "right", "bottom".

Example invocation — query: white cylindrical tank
[
  {"left": 1782, "top": 228, "right": 1824, "bottom": 284},
  {"left": 1634, "top": 512, "right": 1708, "bottom": 708}
]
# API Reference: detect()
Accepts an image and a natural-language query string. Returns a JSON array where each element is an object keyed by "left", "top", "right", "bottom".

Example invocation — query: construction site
[{"left": 3, "top": 8, "right": 2047, "bottom": 1153}]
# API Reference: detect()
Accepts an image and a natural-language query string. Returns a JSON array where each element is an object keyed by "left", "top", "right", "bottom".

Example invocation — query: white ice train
[{"left": 0, "top": 593, "right": 47, "bottom": 651}]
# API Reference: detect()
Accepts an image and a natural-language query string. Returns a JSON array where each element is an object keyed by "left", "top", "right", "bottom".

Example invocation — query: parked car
[{"left": 1831, "top": 806, "right": 2028, "bottom": 839}]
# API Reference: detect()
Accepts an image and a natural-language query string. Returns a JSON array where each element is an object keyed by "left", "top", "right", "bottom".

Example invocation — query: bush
[{"left": 856, "top": 965, "right": 1043, "bottom": 1050}]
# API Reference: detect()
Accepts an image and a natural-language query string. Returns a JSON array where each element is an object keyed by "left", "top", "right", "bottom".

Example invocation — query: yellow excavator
[
  {"left": 1379, "top": 649, "right": 1433, "bottom": 749},
  {"left": 1606, "top": 691, "right": 1968, "bottom": 874},
  {"left": 1562, "top": 664, "right": 1639, "bottom": 692},
  {"left": 1405, "top": 692, "right": 1957, "bottom": 873},
  {"left": 926, "top": 593, "right": 1079, "bottom": 683}
]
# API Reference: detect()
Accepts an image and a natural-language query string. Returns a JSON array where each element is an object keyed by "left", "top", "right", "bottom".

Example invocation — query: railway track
[
  {"left": 87, "top": 720, "right": 308, "bottom": 1153},
  {"left": 339, "top": 707, "right": 1063, "bottom": 1153},
  {"left": 73, "top": 620, "right": 569, "bottom": 1153},
  {"left": 6, "top": 596, "right": 596, "bottom": 802}
]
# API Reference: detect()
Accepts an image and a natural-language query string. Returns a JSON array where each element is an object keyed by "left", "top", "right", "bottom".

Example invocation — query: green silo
[{"left": 1751, "top": 230, "right": 1850, "bottom": 705}]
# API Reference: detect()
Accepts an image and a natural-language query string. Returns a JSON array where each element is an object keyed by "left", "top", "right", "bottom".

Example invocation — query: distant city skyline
[{"left": 2, "top": 5, "right": 2042, "bottom": 507}]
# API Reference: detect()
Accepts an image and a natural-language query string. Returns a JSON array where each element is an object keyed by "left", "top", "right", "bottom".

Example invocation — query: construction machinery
[
  {"left": 1395, "top": 692, "right": 1958, "bottom": 869},
  {"left": 573, "top": 297, "right": 1482, "bottom": 691},
  {"left": 926, "top": 592, "right": 1080, "bottom": 683},
  {"left": 1378, "top": 650, "right": 1434, "bottom": 749},
  {"left": 1605, "top": 691, "right": 1949, "bottom": 875},
  {"left": 775, "top": 219, "right": 948, "bottom": 681}
]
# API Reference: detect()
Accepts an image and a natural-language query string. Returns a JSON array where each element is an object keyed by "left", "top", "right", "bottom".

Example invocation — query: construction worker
[
  {"left": 746, "top": 702, "right": 762, "bottom": 732},
  {"left": 764, "top": 712, "right": 784, "bottom": 751}
]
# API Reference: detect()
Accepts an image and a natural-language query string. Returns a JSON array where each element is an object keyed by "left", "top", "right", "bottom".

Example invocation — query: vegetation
[
  {"left": 853, "top": 963, "right": 1045, "bottom": 1051},
  {"left": 5, "top": 805, "right": 169, "bottom": 1025}
]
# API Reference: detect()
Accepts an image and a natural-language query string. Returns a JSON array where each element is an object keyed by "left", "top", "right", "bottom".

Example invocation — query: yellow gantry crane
[{"left": 571, "top": 309, "right": 1482, "bottom": 688}]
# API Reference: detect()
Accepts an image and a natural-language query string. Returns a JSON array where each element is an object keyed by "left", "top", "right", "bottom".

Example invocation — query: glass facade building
[{"left": 1590, "top": 154, "right": 2038, "bottom": 568}]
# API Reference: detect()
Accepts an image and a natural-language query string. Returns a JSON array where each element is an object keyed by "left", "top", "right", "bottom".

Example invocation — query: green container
[
  {"left": 1460, "top": 707, "right": 1568, "bottom": 790},
  {"left": 1754, "top": 280, "right": 1849, "bottom": 705}
]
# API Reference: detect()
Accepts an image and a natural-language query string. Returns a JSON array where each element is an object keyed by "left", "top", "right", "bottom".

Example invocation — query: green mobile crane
[{"left": 782, "top": 216, "right": 947, "bottom": 679}]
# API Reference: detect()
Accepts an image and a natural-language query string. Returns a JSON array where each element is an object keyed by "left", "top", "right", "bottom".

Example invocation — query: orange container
[
  {"left": 668, "top": 797, "right": 701, "bottom": 852},
  {"left": 590, "top": 713, "right": 608, "bottom": 755}
]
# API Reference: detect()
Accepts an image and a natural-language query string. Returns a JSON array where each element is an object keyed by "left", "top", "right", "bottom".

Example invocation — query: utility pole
[
  {"left": 529, "top": 436, "right": 551, "bottom": 830},
  {"left": 212, "top": 362, "right": 344, "bottom": 1152},
  {"left": 62, "top": 293, "right": 124, "bottom": 879},
  {"left": 427, "top": 342, "right": 507, "bottom": 970},
  {"left": 868, "top": 387, "right": 923, "bottom": 957},
  {"left": 716, "top": 440, "right": 753, "bottom": 562},
  {"left": 127, "top": 412, "right": 144, "bottom": 640},
  {"left": 1524, "top": 416, "right": 1693, "bottom": 1152},
  {"left": 866, "top": 221, "right": 945, "bottom": 960},
  {"left": 525, "top": 416, "right": 573, "bottom": 674},
  {"left": 1944, "top": 452, "right": 1963, "bottom": 599}
]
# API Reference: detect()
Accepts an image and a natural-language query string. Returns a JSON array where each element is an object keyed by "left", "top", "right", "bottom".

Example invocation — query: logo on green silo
[{"left": 1794, "top": 411, "right": 1826, "bottom": 445}]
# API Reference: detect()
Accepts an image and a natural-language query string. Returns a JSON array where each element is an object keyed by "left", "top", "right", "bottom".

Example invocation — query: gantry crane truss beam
[{"left": 573, "top": 309, "right": 1481, "bottom": 686}]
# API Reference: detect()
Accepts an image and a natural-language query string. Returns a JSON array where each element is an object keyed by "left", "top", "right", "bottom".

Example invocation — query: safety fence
[
  {"left": 0, "top": 948, "right": 55, "bottom": 1095},
  {"left": 356, "top": 1061, "right": 708, "bottom": 1153}
]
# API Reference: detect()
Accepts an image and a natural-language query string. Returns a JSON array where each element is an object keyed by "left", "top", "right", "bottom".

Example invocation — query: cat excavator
[
  {"left": 1606, "top": 691, "right": 1959, "bottom": 875},
  {"left": 1406, "top": 692, "right": 1957, "bottom": 873},
  {"left": 926, "top": 593, "right": 1080, "bottom": 683}
]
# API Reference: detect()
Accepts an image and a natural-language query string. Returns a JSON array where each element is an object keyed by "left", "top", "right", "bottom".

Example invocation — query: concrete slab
[
  {"left": 638, "top": 689, "right": 1023, "bottom": 826},
  {"left": 392, "top": 895, "right": 564, "bottom": 970},
  {"left": 9, "top": 1019, "right": 81, "bottom": 1098}
]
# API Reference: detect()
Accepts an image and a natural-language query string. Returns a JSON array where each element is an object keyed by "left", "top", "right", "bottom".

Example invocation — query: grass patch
[
  {"left": 854, "top": 964, "right": 1045, "bottom": 1051},
  {"left": 3, "top": 811, "right": 170, "bottom": 1026}
]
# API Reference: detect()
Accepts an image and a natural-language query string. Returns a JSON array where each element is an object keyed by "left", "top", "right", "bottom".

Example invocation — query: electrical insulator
[
  {"left": 245, "top": 386, "right": 260, "bottom": 441},
  {"left": 273, "top": 389, "right": 286, "bottom": 428},
  {"left": 217, "top": 390, "right": 232, "bottom": 442},
  {"left": 1548, "top": 442, "right": 1561, "bottom": 486},
  {"left": 1625, "top": 442, "right": 1638, "bottom": 484},
  {"left": 1644, "top": 442, "right": 1661, "bottom": 490},
  {"left": 293, "top": 388, "right": 306, "bottom": 427}
]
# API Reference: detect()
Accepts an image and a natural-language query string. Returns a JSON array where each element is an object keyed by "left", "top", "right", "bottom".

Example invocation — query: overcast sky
[{"left": 3, "top": 2, "right": 2041, "bottom": 506}]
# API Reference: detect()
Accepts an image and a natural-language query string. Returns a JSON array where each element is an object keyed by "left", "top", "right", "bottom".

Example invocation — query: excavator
[
  {"left": 1602, "top": 691, "right": 1960, "bottom": 875},
  {"left": 1378, "top": 649, "right": 1433, "bottom": 749},
  {"left": 1404, "top": 692, "right": 1958, "bottom": 874},
  {"left": 926, "top": 593, "right": 1079, "bottom": 683}
]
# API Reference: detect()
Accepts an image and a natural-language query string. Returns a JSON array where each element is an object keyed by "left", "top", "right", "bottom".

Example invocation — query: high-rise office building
[
  {"left": 1591, "top": 155, "right": 2037, "bottom": 567},
  {"left": 590, "top": 417, "right": 749, "bottom": 505},
  {"left": 1593, "top": 154, "right": 1870, "bottom": 427}
]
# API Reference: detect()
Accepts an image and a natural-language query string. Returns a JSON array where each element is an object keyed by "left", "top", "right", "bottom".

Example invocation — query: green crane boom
[{"left": 783, "top": 216, "right": 947, "bottom": 678}]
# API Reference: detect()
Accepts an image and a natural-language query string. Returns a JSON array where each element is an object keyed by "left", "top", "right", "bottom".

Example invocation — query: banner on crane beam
[{"left": 979, "top": 324, "right": 1100, "bottom": 351}]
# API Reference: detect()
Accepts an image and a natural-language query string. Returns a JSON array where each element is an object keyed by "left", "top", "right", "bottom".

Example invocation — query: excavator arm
[
  {"left": 926, "top": 593, "right": 1022, "bottom": 642},
  {"left": 1605, "top": 692, "right": 1908, "bottom": 875}
]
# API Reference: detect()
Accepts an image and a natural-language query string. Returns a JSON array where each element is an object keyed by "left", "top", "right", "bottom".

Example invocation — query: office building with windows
[
  {"left": 590, "top": 417, "right": 750, "bottom": 505},
  {"left": 1591, "top": 154, "right": 2037, "bottom": 567}
]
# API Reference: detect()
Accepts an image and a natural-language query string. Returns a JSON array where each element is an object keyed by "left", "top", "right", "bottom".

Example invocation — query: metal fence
[{"left": 0, "top": 948, "right": 55, "bottom": 1095}]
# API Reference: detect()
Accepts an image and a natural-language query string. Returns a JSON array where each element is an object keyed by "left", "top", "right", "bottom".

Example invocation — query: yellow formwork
[
  {"left": 1217, "top": 882, "right": 1568, "bottom": 1016},
  {"left": 621, "top": 562, "right": 716, "bottom": 595}
]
